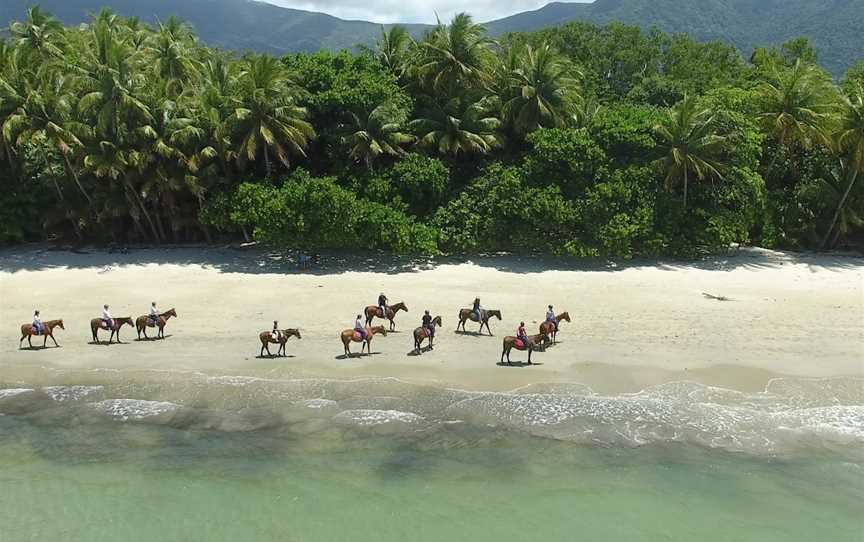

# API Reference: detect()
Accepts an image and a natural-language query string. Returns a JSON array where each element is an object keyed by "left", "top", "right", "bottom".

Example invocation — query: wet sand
[{"left": 1, "top": 246, "right": 862, "bottom": 393}]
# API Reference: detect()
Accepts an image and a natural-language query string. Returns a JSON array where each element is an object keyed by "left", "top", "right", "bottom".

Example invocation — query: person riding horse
[
  {"left": 272, "top": 320, "right": 282, "bottom": 341},
  {"left": 32, "top": 310, "right": 43, "bottom": 335},
  {"left": 101, "top": 304, "right": 114, "bottom": 330},
  {"left": 472, "top": 297, "right": 482, "bottom": 322},
  {"left": 378, "top": 293, "right": 389, "bottom": 318},
  {"left": 354, "top": 314, "right": 367, "bottom": 340},
  {"left": 148, "top": 302, "right": 161, "bottom": 326},
  {"left": 545, "top": 305, "right": 558, "bottom": 332},
  {"left": 517, "top": 321, "right": 529, "bottom": 347},
  {"left": 422, "top": 310, "right": 435, "bottom": 338}
]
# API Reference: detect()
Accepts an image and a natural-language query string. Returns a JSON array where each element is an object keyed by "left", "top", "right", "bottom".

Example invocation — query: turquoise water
[{"left": 1, "top": 372, "right": 862, "bottom": 541}]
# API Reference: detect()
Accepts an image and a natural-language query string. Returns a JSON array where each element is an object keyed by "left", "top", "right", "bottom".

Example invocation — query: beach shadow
[
  {"left": 88, "top": 341, "right": 126, "bottom": 346},
  {"left": 406, "top": 346, "right": 433, "bottom": 356},
  {"left": 134, "top": 334, "right": 173, "bottom": 342},
  {"left": 496, "top": 361, "right": 544, "bottom": 368},
  {"left": 454, "top": 330, "right": 493, "bottom": 338},
  {"left": 18, "top": 345, "right": 59, "bottom": 351},
  {"left": 335, "top": 352, "right": 381, "bottom": 360},
  {"left": 255, "top": 354, "right": 297, "bottom": 359}
]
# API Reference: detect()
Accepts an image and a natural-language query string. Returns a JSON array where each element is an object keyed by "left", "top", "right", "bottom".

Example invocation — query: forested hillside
[
  {"left": 1, "top": 8, "right": 863, "bottom": 256},
  {"left": 1, "top": 0, "right": 861, "bottom": 75}
]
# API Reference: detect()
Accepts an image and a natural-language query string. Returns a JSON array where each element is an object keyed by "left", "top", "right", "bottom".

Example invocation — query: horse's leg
[
  {"left": 51, "top": 333, "right": 58, "bottom": 347},
  {"left": 43, "top": 334, "right": 48, "bottom": 348},
  {"left": 137, "top": 325, "right": 141, "bottom": 340},
  {"left": 27, "top": 335, "right": 33, "bottom": 348},
  {"left": 527, "top": 349, "right": 533, "bottom": 365}
]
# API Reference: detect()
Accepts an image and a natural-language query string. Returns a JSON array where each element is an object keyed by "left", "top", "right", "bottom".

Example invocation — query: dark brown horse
[
  {"left": 413, "top": 316, "right": 442, "bottom": 354},
  {"left": 501, "top": 333, "right": 545, "bottom": 365},
  {"left": 539, "top": 311, "right": 570, "bottom": 344},
  {"left": 135, "top": 308, "right": 178, "bottom": 340},
  {"left": 364, "top": 301, "right": 408, "bottom": 330},
  {"left": 340, "top": 325, "right": 387, "bottom": 357},
  {"left": 259, "top": 328, "right": 302, "bottom": 357},
  {"left": 457, "top": 308, "right": 501, "bottom": 335},
  {"left": 19, "top": 319, "right": 65, "bottom": 349},
  {"left": 90, "top": 317, "right": 133, "bottom": 344}
]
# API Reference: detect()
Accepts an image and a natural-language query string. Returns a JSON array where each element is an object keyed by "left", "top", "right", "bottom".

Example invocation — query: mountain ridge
[{"left": 1, "top": 0, "right": 860, "bottom": 74}]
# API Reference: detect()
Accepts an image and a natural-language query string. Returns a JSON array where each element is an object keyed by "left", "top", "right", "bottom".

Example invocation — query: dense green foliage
[{"left": 2, "top": 8, "right": 863, "bottom": 256}]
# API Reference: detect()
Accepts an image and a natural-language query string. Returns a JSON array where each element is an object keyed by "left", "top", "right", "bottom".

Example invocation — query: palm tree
[
  {"left": 147, "top": 17, "right": 200, "bottom": 97},
  {"left": 340, "top": 102, "right": 413, "bottom": 169},
  {"left": 822, "top": 87, "right": 864, "bottom": 248},
  {"left": 375, "top": 25, "right": 413, "bottom": 80},
  {"left": 654, "top": 95, "right": 726, "bottom": 208},
  {"left": 9, "top": 6, "right": 64, "bottom": 61},
  {"left": 417, "top": 13, "right": 493, "bottom": 94},
  {"left": 501, "top": 42, "right": 581, "bottom": 136},
  {"left": 230, "top": 54, "right": 314, "bottom": 177},
  {"left": 757, "top": 60, "right": 838, "bottom": 163},
  {"left": 409, "top": 95, "right": 502, "bottom": 156}
]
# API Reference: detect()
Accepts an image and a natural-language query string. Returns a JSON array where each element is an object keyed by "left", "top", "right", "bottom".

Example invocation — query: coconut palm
[
  {"left": 147, "top": 17, "right": 200, "bottom": 97},
  {"left": 375, "top": 25, "right": 414, "bottom": 80},
  {"left": 341, "top": 102, "right": 413, "bottom": 169},
  {"left": 822, "top": 87, "right": 864, "bottom": 248},
  {"left": 501, "top": 42, "right": 581, "bottom": 136},
  {"left": 230, "top": 54, "right": 314, "bottom": 177},
  {"left": 654, "top": 95, "right": 726, "bottom": 208},
  {"left": 409, "top": 95, "right": 502, "bottom": 157},
  {"left": 757, "top": 60, "right": 838, "bottom": 157},
  {"left": 417, "top": 13, "right": 493, "bottom": 94},
  {"left": 9, "top": 6, "right": 64, "bottom": 60}
]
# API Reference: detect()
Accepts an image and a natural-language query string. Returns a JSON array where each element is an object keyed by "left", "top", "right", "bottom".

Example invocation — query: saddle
[
  {"left": 147, "top": 317, "right": 159, "bottom": 327},
  {"left": 515, "top": 338, "right": 526, "bottom": 349},
  {"left": 353, "top": 331, "right": 364, "bottom": 341},
  {"left": 31, "top": 326, "right": 43, "bottom": 336}
]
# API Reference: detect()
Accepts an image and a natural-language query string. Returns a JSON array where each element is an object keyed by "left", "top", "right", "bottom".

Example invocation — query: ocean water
[{"left": 1, "top": 370, "right": 862, "bottom": 541}]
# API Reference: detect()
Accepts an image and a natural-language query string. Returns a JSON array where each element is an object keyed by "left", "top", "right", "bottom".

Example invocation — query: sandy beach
[{"left": 1, "top": 245, "right": 861, "bottom": 393}]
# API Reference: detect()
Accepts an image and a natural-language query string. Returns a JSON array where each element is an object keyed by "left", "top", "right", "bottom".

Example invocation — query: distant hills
[{"left": 1, "top": 0, "right": 861, "bottom": 75}]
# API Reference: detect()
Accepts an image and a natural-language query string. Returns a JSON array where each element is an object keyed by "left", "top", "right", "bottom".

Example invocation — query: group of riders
[{"left": 29, "top": 302, "right": 164, "bottom": 336}]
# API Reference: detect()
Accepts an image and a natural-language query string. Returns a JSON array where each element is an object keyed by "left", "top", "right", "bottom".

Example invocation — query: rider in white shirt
[
  {"left": 102, "top": 305, "right": 113, "bottom": 329},
  {"left": 149, "top": 302, "right": 160, "bottom": 324},
  {"left": 545, "top": 304, "right": 558, "bottom": 331},
  {"left": 32, "top": 310, "right": 43, "bottom": 334},
  {"left": 354, "top": 315, "right": 367, "bottom": 339}
]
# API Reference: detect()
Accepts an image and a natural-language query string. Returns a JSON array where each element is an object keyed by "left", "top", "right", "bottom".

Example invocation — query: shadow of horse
[
  {"left": 407, "top": 346, "right": 433, "bottom": 356},
  {"left": 335, "top": 352, "right": 381, "bottom": 360},
  {"left": 496, "top": 361, "right": 544, "bottom": 368},
  {"left": 19, "top": 345, "right": 59, "bottom": 351},
  {"left": 454, "top": 330, "right": 491, "bottom": 338},
  {"left": 88, "top": 340, "right": 121, "bottom": 346},
  {"left": 255, "top": 354, "right": 296, "bottom": 360},
  {"left": 134, "top": 334, "right": 173, "bottom": 342}
]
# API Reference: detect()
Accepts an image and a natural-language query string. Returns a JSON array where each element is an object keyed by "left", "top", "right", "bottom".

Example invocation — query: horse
[
  {"left": 457, "top": 308, "right": 502, "bottom": 335},
  {"left": 90, "top": 317, "right": 134, "bottom": 344},
  {"left": 413, "top": 316, "right": 442, "bottom": 354},
  {"left": 259, "top": 328, "right": 302, "bottom": 357},
  {"left": 364, "top": 301, "right": 408, "bottom": 331},
  {"left": 539, "top": 311, "right": 570, "bottom": 344},
  {"left": 135, "top": 308, "right": 178, "bottom": 340},
  {"left": 501, "top": 333, "right": 545, "bottom": 365},
  {"left": 19, "top": 319, "right": 65, "bottom": 349},
  {"left": 340, "top": 325, "right": 387, "bottom": 357}
]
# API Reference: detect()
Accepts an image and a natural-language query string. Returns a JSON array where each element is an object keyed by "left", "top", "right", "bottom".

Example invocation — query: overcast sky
[{"left": 266, "top": 0, "right": 591, "bottom": 24}]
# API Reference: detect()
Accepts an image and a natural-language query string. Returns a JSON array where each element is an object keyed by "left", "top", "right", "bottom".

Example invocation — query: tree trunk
[
  {"left": 683, "top": 167, "right": 688, "bottom": 209},
  {"left": 264, "top": 144, "right": 272, "bottom": 179},
  {"left": 125, "top": 180, "right": 161, "bottom": 243},
  {"left": 821, "top": 165, "right": 859, "bottom": 250},
  {"left": 62, "top": 152, "right": 93, "bottom": 208}
]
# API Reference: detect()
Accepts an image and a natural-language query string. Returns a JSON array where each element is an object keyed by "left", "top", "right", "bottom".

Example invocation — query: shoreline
[{"left": 1, "top": 246, "right": 862, "bottom": 394}]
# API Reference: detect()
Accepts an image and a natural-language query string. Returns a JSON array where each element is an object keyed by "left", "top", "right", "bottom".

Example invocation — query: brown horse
[
  {"left": 340, "top": 325, "right": 387, "bottom": 357},
  {"left": 364, "top": 301, "right": 408, "bottom": 330},
  {"left": 135, "top": 308, "right": 178, "bottom": 340},
  {"left": 90, "top": 317, "right": 134, "bottom": 344},
  {"left": 413, "top": 316, "right": 442, "bottom": 354},
  {"left": 259, "top": 328, "right": 302, "bottom": 357},
  {"left": 539, "top": 311, "right": 571, "bottom": 344},
  {"left": 19, "top": 319, "right": 65, "bottom": 349},
  {"left": 501, "top": 333, "right": 545, "bottom": 365},
  {"left": 457, "top": 308, "right": 501, "bottom": 335}
]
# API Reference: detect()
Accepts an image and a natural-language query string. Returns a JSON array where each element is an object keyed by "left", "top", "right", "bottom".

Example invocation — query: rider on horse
[
  {"left": 101, "top": 305, "right": 114, "bottom": 329},
  {"left": 378, "top": 293, "right": 389, "bottom": 318},
  {"left": 32, "top": 310, "right": 43, "bottom": 335},
  {"left": 272, "top": 320, "right": 282, "bottom": 341},
  {"left": 472, "top": 297, "right": 482, "bottom": 322},
  {"left": 517, "top": 321, "right": 529, "bottom": 347},
  {"left": 546, "top": 305, "right": 558, "bottom": 332},
  {"left": 354, "top": 314, "right": 367, "bottom": 340},
  {"left": 422, "top": 310, "right": 435, "bottom": 338},
  {"left": 148, "top": 302, "right": 160, "bottom": 325}
]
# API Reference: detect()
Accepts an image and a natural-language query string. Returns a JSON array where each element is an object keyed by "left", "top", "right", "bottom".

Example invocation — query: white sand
[{"left": 1, "top": 246, "right": 862, "bottom": 393}]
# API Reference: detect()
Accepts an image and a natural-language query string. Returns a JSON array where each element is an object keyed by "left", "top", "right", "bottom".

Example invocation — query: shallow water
[{"left": 1, "top": 370, "right": 863, "bottom": 541}]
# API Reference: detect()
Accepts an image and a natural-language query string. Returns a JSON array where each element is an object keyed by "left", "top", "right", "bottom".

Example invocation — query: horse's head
[
  {"left": 288, "top": 328, "right": 302, "bottom": 339},
  {"left": 373, "top": 326, "right": 387, "bottom": 337},
  {"left": 433, "top": 316, "right": 443, "bottom": 326},
  {"left": 489, "top": 310, "right": 502, "bottom": 320},
  {"left": 394, "top": 302, "right": 408, "bottom": 312},
  {"left": 560, "top": 311, "right": 570, "bottom": 322},
  {"left": 165, "top": 308, "right": 177, "bottom": 318},
  {"left": 57, "top": 320, "right": 65, "bottom": 330},
  {"left": 119, "top": 317, "right": 134, "bottom": 327}
]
